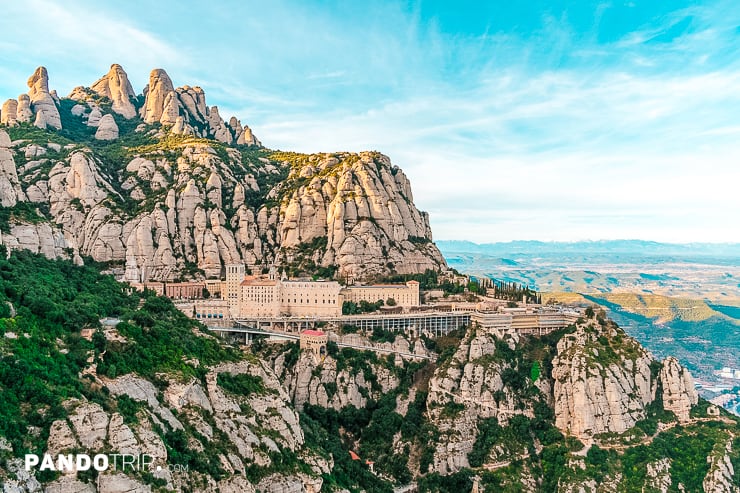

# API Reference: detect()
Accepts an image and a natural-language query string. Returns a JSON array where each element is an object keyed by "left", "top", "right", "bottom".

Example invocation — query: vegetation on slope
[{"left": 0, "top": 247, "right": 238, "bottom": 459}]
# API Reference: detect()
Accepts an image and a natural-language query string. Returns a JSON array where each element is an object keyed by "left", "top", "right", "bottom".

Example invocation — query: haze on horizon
[{"left": 1, "top": 0, "right": 738, "bottom": 244}]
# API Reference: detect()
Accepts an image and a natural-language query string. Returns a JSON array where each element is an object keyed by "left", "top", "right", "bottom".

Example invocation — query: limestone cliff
[
  {"left": 0, "top": 65, "right": 445, "bottom": 281},
  {"left": 425, "top": 326, "right": 554, "bottom": 476},
  {"left": 421, "top": 316, "right": 722, "bottom": 492},
  {"left": 552, "top": 321, "right": 654, "bottom": 440},
  {"left": 552, "top": 320, "right": 699, "bottom": 441}
]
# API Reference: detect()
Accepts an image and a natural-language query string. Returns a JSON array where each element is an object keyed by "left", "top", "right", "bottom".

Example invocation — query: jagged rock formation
[
  {"left": 422, "top": 316, "right": 710, "bottom": 484},
  {"left": 552, "top": 321, "right": 701, "bottom": 440},
  {"left": 645, "top": 458, "right": 672, "bottom": 493},
  {"left": 0, "top": 129, "right": 26, "bottom": 206},
  {"left": 91, "top": 63, "right": 137, "bottom": 119},
  {"left": 1, "top": 99, "right": 18, "bottom": 126},
  {"left": 423, "top": 324, "right": 558, "bottom": 477},
  {"left": 552, "top": 322, "right": 654, "bottom": 439},
  {"left": 94, "top": 114, "right": 119, "bottom": 140},
  {"left": 26, "top": 67, "right": 62, "bottom": 130},
  {"left": 0, "top": 65, "right": 444, "bottom": 281},
  {"left": 140, "top": 68, "right": 176, "bottom": 124},
  {"left": 660, "top": 356, "right": 698, "bottom": 422},
  {"left": 3, "top": 361, "right": 329, "bottom": 493},
  {"left": 272, "top": 332, "right": 428, "bottom": 411},
  {"left": 704, "top": 439, "right": 739, "bottom": 493}
]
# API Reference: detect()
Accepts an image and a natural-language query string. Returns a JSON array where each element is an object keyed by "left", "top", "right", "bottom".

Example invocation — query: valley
[{"left": 439, "top": 240, "right": 740, "bottom": 407}]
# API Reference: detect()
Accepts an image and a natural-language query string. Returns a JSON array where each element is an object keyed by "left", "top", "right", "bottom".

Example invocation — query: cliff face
[
  {"left": 2, "top": 360, "right": 329, "bottom": 493},
  {"left": 0, "top": 65, "right": 446, "bottom": 281},
  {"left": 551, "top": 322, "right": 655, "bottom": 439},
  {"left": 424, "top": 328, "right": 552, "bottom": 475},
  {"left": 552, "top": 323, "right": 700, "bottom": 441},
  {"left": 419, "top": 316, "right": 730, "bottom": 492}
]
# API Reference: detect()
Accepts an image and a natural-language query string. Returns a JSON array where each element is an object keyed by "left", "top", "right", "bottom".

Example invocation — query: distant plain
[{"left": 438, "top": 240, "right": 740, "bottom": 391}]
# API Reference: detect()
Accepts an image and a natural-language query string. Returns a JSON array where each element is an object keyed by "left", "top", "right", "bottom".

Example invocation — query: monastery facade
[{"left": 221, "top": 265, "right": 420, "bottom": 319}]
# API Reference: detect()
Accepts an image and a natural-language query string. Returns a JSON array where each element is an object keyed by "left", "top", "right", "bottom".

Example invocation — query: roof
[
  {"left": 301, "top": 329, "right": 326, "bottom": 337},
  {"left": 349, "top": 451, "right": 361, "bottom": 460},
  {"left": 346, "top": 284, "right": 410, "bottom": 289},
  {"left": 240, "top": 277, "right": 277, "bottom": 286}
]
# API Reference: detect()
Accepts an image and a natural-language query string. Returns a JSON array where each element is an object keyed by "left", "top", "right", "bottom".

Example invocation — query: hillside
[
  {"left": 1, "top": 249, "right": 738, "bottom": 492},
  {"left": 0, "top": 65, "right": 445, "bottom": 282}
]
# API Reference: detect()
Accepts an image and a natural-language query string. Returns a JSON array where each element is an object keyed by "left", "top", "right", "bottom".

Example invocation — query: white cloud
[
  {"left": 0, "top": 0, "right": 737, "bottom": 243},
  {"left": 0, "top": 0, "right": 184, "bottom": 96}
]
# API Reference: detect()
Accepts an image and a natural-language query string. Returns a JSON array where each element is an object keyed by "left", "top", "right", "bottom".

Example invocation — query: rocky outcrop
[
  {"left": 659, "top": 356, "right": 698, "bottom": 422},
  {"left": 0, "top": 130, "right": 26, "bottom": 206},
  {"left": 140, "top": 69, "right": 176, "bottom": 124},
  {"left": 16, "top": 94, "right": 33, "bottom": 123},
  {"left": 0, "top": 65, "right": 444, "bottom": 282},
  {"left": 277, "top": 152, "right": 445, "bottom": 277},
  {"left": 424, "top": 326, "right": 545, "bottom": 474},
  {"left": 645, "top": 458, "right": 672, "bottom": 493},
  {"left": 13, "top": 358, "right": 326, "bottom": 492},
  {"left": 91, "top": 64, "right": 137, "bottom": 118},
  {"left": 94, "top": 114, "right": 119, "bottom": 140},
  {"left": 27, "top": 66, "right": 62, "bottom": 129},
  {"left": 552, "top": 322, "right": 654, "bottom": 440},
  {"left": 703, "top": 439, "right": 739, "bottom": 493},
  {"left": 286, "top": 350, "right": 400, "bottom": 411},
  {"left": 0, "top": 222, "right": 73, "bottom": 260},
  {"left": 1, "top": 99, "right": 19, "bottom": 126},
  {"left": 552, "top": 321, "right": 700, "bottom": 441},
  {"left": 87, "top": 106, "right": 103, "bottom": 127}
]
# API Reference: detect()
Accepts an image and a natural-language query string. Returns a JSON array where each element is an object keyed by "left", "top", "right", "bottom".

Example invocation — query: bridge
[
  {"left": 208, "top": 325, "right": 431, "bottom": 361},
  {"left": 226, "top": 309, "right": 578, "bottom": 338},
  {"left": 230, "top": 311, "right": 472, "bottom": 337}
]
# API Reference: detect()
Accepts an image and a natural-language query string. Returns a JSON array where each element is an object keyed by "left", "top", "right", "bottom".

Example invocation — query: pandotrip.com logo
[{"left": 24, "top": 453, "right": 189, "bottom": 473}]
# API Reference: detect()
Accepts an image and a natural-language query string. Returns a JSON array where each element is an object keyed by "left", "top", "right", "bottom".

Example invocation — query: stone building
[
  {"left": 281, "top": 280, "right": 343, "bottom": 317},
  {"left": 299, "top": 329, "right": 328, "bottom": 361},
  {"left": 194, "top": 299, "right": 231, "bottom": 322},
  {"left": 165, "top": 281, "right": 204, "bottom": 299},
  {"left": 225, "top": 264, "right": 246, "bottom": 313},
  {"left": 341, "top": 280, "right": 419, "bottom": 308},
  {"left": 220, "top": 264, "right": 418, "bottom": 319},
  {"left": 240, "top": 276, "right": 281, "bottom": 318}
]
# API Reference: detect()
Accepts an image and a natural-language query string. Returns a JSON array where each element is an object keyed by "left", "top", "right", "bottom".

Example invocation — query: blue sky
[{"left": 1, "top": 0, "right": 739, "bottom": 243}]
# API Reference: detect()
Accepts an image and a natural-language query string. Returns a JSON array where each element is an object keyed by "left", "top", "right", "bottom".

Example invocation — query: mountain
[
  {"left": 1, "top": 67, "right": 739, "bottom": 493},
  {"left": 0, "top": 65, "right": 445, "bottom": 281},
  {"left": 437, "top": 240, "right": 740, "bottom": 256},
  {"left": 1, "top": 251, "right": 738, "bottom": 492}
]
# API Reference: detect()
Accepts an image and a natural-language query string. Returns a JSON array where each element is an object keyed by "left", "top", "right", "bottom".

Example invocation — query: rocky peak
[
  {"left": 176, "top": 85, "right": 208, "bottom": 124},
  {"left": 26, "top": 66, "right": 62, "bottom": 130},
  {"left": 91, "top": 63, "right": 137, "bottom": 119},
  {"left": 207, "top": 105, "right": 231, "bottom": 143},
  {"left": 140, "top": 68, "right": 176, "bottom": 124},
  {"left": 135, "top": 68, "right": 260, "bottom": 145},
  {"left": 0, "top": 99, "right": 18, "bottom": 126},
  {"left": 659, "top": 356, "right": 698, "bottom": 422},
  {"left": 552, "top": 320, "right": 654, "bottom": 440}
]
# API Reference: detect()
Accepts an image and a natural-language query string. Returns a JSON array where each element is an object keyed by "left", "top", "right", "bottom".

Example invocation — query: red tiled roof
[
  {"left": 349, "top": 451, "right": 361, "bottom": 460},
  {"left": 301, "top": 330, "right": 326, "bottom": 337}
]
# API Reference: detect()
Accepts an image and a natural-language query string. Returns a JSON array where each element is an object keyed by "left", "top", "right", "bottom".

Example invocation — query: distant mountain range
[{"left": 437, "top": 239, "right": 740, "bottom": 256}]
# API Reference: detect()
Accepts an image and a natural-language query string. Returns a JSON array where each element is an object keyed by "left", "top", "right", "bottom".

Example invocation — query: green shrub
[{"left": 217, "top": 372, "right": 265, "bottom": 395}]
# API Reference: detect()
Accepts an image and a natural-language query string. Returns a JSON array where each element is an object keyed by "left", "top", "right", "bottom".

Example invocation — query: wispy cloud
[
  {"left": 0, "top": 0, "right": 184, "bottom": 96},
  {"left": 0, "top": 0, "right": 737, "bottom": 242}
]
